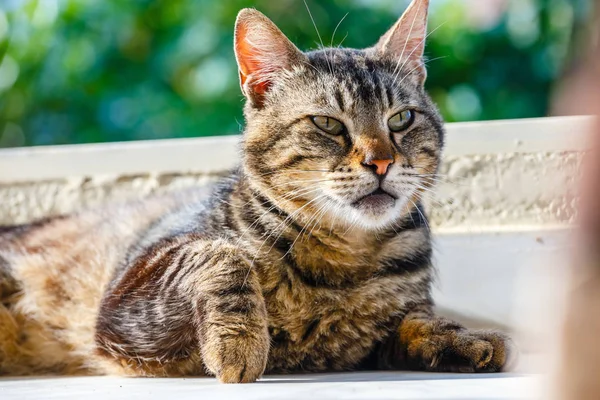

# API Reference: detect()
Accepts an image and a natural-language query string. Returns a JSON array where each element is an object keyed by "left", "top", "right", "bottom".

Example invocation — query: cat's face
[{"left": 236, "top": 0, "right": 443, "bottom": 231}]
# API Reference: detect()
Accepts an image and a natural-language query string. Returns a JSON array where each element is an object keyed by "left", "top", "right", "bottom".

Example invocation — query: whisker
[
  {"left": 413, "top": 190, "right": 447, "bottom": 205},
  {"left": 331, "top": 12, "right": 349, "bottom": 49},
  {"left": 241, "top": 193, "right": 326, "bottom": 287},
  {"left": 410, "top": 183, "right": 442, "bottom": 196},
  {"left": 414, "top": 192, "right": 447, "bottom": 208},
  {"left": 252, "top": 193, "right": 327, "bottom": 263},
  {"left": 402, "top": 169, "right": 470, "bottom": 186},
  {"left": 396, "top": 55, "right": 446, "bottom": 87},
  {"left": 391, "top": 0, "right": 423, "bottom": 82},
  {"left": 265, "top": 178, "right": 333, "bottom": 191},
  {"left": 230, "top": 182, "right": 320, "bottom": 233},
  {"left": 328, "top": 199, "right": 343, "bottom": 236},
  {"left": 392, "top": 22, "right": 447, "bottom": 86},
  {"left": 387, "top": 218, "right": 401, "bottom": 236},
  {"left": 423, "top": 55, "right": 448, "bottom": 64},
  {"left": 405, "top": 202, "right": 418, "bottom": 229},
  {"left": 342, "top": 210, "right": 361, "bottom": 236},
  {"left": 251, "top": 169, "right": 331, "bottom": 178},
  {"left": 419, "top": 176, "right": 469, "bottom": 188},
  {"left": 268, "top": 195, "right": 329, "bottom": 261},
  {"left": 337, "top": 32, "right": 349, "bottom": 48},
  {"left": 225, "top": 183, "right": 323, "bottom": 212},
  {"left": 300, "top": 59, "right": 320, "bottom": 74},
  {"left": 306, "top": 198, "right": 332, "bottom": 239},
  {"left": 409, "top": 199, "right": 431, "bottom": 233},
  {"left": 230, "top": 186, "right": 323, "bottom": 253},
  {"left": 302, "top": 0, "right": 333, "bottom": 75},
  {"left": 285, "top": 197, "right": 330, "bottom": 256}
]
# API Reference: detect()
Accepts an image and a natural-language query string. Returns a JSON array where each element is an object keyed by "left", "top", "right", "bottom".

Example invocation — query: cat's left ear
[
  {"left": 373, "top": 0, "right": 429, "bottom": 85},
  {"left": 234, "top": 9, "right": 307, "bottom": 106}
]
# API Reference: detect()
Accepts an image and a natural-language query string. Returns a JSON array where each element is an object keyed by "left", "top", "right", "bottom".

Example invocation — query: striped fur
[{"left": 0, "top": 1, "right": 513, "bottom": 382}]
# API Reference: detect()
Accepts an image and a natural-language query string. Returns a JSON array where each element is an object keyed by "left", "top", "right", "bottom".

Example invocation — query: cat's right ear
[
  {"left": 234, "top": 9, "right": 307, "bottom": 106},
  {"left": 373, "top": 0, "right": 430, "bottom": 85}
]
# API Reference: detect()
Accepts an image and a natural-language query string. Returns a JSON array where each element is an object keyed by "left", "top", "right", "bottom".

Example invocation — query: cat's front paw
[
  {"left": 207, "top": 332, "right": 269, "bottom": 383},
  {"left": 202, "top": 300, "right": 270, "bottom": 383},
  {"left": 401, "top": 319, "right": 516, "bottom": 373},
  {"left": 195, "top": 245, "right": 270, "bottom": 383}
]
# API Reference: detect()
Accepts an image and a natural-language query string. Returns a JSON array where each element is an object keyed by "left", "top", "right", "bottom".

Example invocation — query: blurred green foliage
[{"left": 0, "top": 0, "right": 591, "bottom": 147}]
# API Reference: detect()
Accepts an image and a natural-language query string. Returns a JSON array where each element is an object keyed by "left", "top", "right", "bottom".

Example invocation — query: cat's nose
[{"left": 363, "top": 157, "right": 394, "bottom": 176}]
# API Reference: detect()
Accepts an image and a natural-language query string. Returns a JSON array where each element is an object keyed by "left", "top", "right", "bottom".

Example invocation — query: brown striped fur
[{"left": 0, "top": 1, "right": 513, "bottom": 382}]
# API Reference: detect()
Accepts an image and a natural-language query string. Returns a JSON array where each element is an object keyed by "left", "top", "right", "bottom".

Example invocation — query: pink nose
[{"left": 366, "top": 158, "right": 394, "bottom": 175}]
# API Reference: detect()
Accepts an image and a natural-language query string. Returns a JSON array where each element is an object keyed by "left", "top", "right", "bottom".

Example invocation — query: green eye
[
  {"left": 388, "top": 110, "right": 415, "bottom": 132},
  {"left": 311, "top": 116, "right": 345, "bottom": 135}
]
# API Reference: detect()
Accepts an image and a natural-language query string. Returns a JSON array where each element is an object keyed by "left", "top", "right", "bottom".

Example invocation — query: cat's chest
[{"left": 263, "top": 274, "right": 412, "bottom": 373}]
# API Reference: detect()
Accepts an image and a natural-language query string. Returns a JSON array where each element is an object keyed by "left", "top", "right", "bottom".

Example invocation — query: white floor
[{"left": 0, "top": 372, "right": 539, "bottom": 400}]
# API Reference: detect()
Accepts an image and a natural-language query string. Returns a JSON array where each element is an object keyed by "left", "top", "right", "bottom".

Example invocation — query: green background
[{"left": 0, "top": 0, "right": 591, "bottom": 148}]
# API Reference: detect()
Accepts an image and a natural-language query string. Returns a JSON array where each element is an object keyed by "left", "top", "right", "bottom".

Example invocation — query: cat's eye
[
  {"left": 388, "top": 110, "right": 415, "bottom": 132},
  {"left": 311, "top": 116, "right": 346, "bottom": 136}
]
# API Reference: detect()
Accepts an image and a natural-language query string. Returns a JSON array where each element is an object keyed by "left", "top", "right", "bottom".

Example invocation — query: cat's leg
[
  {"left": 377, "top": 305, "right": 515, "bottom": 373},
  {"left": 95, "top": 238, "right": 270, "bottom": 383}
]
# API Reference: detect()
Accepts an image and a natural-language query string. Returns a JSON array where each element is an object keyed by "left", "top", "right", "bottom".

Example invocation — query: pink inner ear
[
  {"left": 238, "top": 71, "right": 270, "bottom": 96},
  {"left": 401, "top": 38, "right": 426, "bottom": 63},
  {"left": 235, "top": 24, "right": 271, "bottom": 95}
]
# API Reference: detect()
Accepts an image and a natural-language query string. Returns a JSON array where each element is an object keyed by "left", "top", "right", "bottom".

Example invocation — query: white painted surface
[
  {"left": 442, "top": 116, "right": 592, "bottom": 156},
  {"left": 0, "top": 373, "right": 539, "bottom": 400},
  {"left": 433, "top": 228, "right": 570, "bottom": 324},
  {"left": 0, "top": 116, "right": 591, "bottom": 183}
]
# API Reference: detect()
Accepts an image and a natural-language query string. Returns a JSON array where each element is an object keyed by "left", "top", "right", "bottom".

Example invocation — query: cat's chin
[
  {"left": 352, "top": 188, "right": 397, "bottom": 210},
  {"left": 340, "top": 196, "right": 410, "bottom": 231}
]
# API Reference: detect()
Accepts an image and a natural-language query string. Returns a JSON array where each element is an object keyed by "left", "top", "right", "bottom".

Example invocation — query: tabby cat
[{"left": 0, "top": 0, "right": 513, "bottom": 383}]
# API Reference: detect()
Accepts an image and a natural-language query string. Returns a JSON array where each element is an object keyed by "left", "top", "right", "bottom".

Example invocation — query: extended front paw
[
  {"left": 200, "top": 301, "right": 270, "bottom": 383},
  {"left": 192, "top": 244, "right": 271, "bottom": 383},
  {"left": 203, "top": 328, "right": 270, "bottom": 383},
  {"left": 467, "top": 330, "right": 517, "bottom": 372},
  {"left": 401, "top": 318, "right": 516, "bottom": 373},
  {"left": 199, "top": 287, "right": 270, "bottom": 382}
]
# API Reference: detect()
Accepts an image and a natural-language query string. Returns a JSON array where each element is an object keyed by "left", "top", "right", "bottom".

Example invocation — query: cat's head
[{"left": 235, "top": 0, "right": 444, "bottom": 231}]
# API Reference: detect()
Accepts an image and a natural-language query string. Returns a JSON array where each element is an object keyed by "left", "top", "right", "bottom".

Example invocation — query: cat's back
[
  {"left": 0, "top": 186, "right": 211, "bottom": 374},
  {"left": 0, "top": 186, "right": 212, "bottom": 279}
]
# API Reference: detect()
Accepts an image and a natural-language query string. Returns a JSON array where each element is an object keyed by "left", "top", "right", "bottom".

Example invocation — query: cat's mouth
[{"left": 352, "top": 188, "right": 397, "bottom": 211}]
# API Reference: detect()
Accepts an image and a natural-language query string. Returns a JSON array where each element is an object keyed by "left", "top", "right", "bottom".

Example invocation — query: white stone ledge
[
  {"left": 0, "top": 135, "right": 241, "bottom": 183},
  {"left": 443, "top": 115, "right": 592, "bottom": 155}
]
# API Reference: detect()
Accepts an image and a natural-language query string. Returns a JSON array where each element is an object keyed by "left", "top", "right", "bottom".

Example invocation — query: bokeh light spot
[
  {"left": 0, "top": 55, "right": 19, "bottom": 92},
  {"left": 446, "top": 84, "right": 482, "bottom": 121}
]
